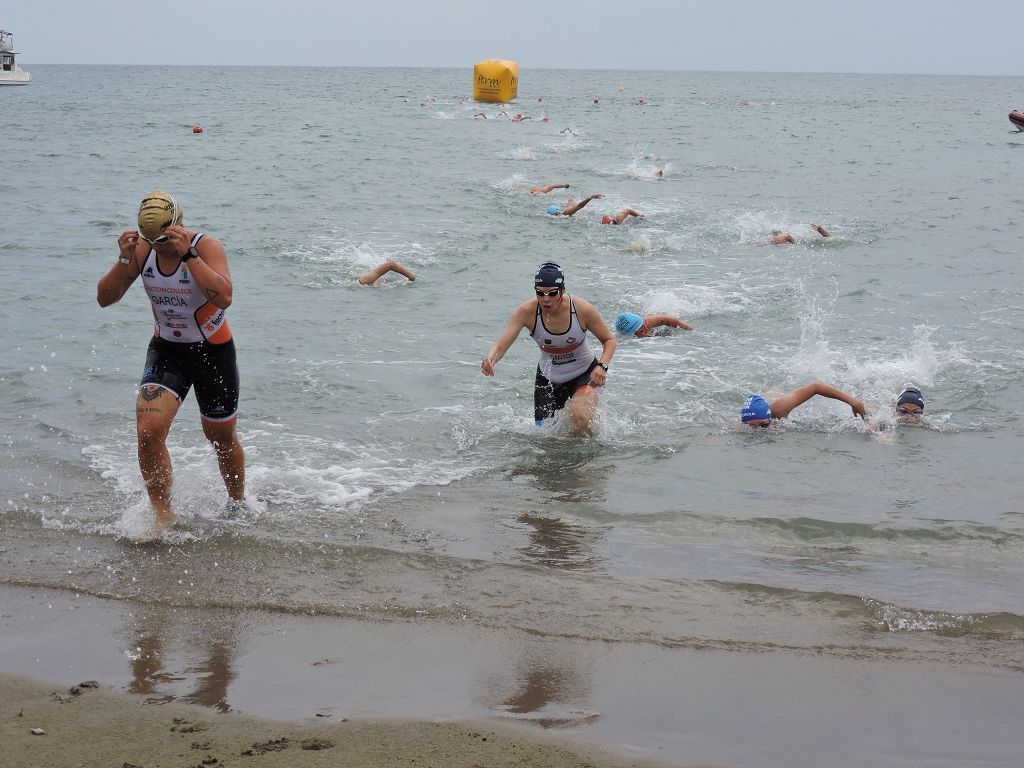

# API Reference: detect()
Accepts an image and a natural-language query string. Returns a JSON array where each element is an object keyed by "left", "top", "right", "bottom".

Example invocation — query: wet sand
[
  {"left": 1, "top": 674, "right": 688, "bottom": 768},
  {"left": 2, "top": 584, "right": 1023, "bottom": 767}
]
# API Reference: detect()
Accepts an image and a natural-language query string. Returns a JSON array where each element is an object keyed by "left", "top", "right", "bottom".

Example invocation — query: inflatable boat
[{"left": 1009, "top": 110, "right": 1024, "bottom": 131}]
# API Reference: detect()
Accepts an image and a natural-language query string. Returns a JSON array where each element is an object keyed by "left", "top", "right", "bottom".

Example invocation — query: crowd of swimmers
[
  {"left": 479, "top": 259, "right": 928, "bottom": 437},
  {"left": 101, "top": 99, "right": 927, "bottom": 537}
]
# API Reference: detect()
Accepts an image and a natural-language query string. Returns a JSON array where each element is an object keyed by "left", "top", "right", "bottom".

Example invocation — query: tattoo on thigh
[
  {"left": 136, "top": 407, "right": 163, "bottom": 414},
  {"left": 140, "top": 385, "right": 164, "bottom": 402}
]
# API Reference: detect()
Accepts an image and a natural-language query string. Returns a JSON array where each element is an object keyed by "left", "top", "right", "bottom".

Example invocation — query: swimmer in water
[
  {"left": 600, "top": 208, "right": 643, "bottom": 225},
  {"left": 894, "top": 386, "right": 925, "bottom": 422},
  {"left": 559, "top": 128, "right": 579, "bottom": 136},
  {"left": 547, "top": 193, "right": 604, "bottom": 217},
  {"left": 767, "top": 223, "right": 832, "bottom": 245},
  {"left": 741, "top": 382, "right": 866, "bottom": 427},
  {"left": 356, "top": 260, "right": 416, "bottom": 286},
  {"left": 615, "top": 312, "right": 693, "bottom": 337},
  {"left": 530, "top": 183, "right": 570, "bottom": 195},
  {"left": 481, "top": 262, "right": 616, "bottom": 435}
]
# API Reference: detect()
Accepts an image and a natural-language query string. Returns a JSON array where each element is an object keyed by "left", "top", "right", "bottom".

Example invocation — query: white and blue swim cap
[
  {"left": 546, "top": 204, "right": 561, "bottom": 215},
  {"left": 534, "top": 261, "right": 565, "bottom": 287},
  {"left": 741, "top": 394, "right": 772, "bottom": 423},
  {"left": 896, "top": 386, "right": 924, "bottom": 411},
  {"left": 615, "top": 312, "right": 644, "bottom": 335}
]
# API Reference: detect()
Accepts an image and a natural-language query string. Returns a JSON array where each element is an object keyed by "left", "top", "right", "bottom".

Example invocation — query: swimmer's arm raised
[
  {"left": 647, "top": 315, "right": 693, "bottom": 331},
  {"left": 770, "top": 382, "right": 864, "bottom": 420},
  {"left": 97, "top": 231, "right": 144, "bottom": 307},
  {"left": 181, "top": 231, "right": 233, "bottom": 309},
  {"left": 533, "top": 183, "right": 569, "bottom": 194},
  {"left": 482, "top": 303, "right": 531, "bottom": 376},
  {"left": 562, "top": 193, "right": 604, "bottom": 216},
  {"left": 358, "top": 260, "right": 416, "bottom": 285}
]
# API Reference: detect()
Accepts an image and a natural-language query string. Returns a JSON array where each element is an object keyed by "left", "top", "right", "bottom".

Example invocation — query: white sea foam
[
  {"left": 503, "top": 145, "right": 535, "bottom": 161},
  {"left": 491, "top": 173, "right": 528, "bottom": 193}
]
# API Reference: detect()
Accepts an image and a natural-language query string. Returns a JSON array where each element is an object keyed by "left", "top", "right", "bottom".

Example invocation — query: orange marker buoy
[{"left": 192, "top": 125, "right": 203, "bottom": 134}]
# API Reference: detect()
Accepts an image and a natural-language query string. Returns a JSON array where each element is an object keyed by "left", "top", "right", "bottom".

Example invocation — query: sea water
[{"left": 1, "top": 66, "right": 1023, "bottom": 692}]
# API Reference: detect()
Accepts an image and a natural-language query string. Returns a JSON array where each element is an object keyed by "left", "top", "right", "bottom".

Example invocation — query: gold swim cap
[{"left": 137, "top": 191, "right": 183, "bottom": 239}]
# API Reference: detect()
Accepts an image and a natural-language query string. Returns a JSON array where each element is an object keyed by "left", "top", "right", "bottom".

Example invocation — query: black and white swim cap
[
  {"left": 534, "top": 261, "right": 565, "bottom": 287},
  {"left": 896, "top": 387, "right": 925, "bottom": 411}
]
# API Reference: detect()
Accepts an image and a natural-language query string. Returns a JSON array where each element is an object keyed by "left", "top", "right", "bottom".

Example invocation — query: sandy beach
[
  {"left": 2, "top": 584, "right": 1023, "bottom": 767},
  {"left": 2, "top": 673, "right": 696, "bottom": 768},
  {"left": 2, "top": 671, "right": 704, "bottom": 768}
]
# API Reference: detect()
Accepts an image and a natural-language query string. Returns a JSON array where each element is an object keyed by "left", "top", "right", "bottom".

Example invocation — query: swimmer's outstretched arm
[
  {"left": 769, "top": 381, "right": 865, "bottom": 420},
  {"left": 357, "top": 260, "right": 416, "bottom": 285},
  {"left": 563, "top": 193, "right": 604, "bottom": 216},
  {"left": 646, "top": 315, "right": 693, "bottom": 331},
  {"left": 811, "top": 223, "right": 831, "bottom": 237},
  {"left": 616, "top": 208, "right": 643, "bottom": 224},
  {"left": 481, "top": 301, "right": 533, "bottom": 376},
  {"left": 531, "top": 183, "right": 570, "bottom": 194}
]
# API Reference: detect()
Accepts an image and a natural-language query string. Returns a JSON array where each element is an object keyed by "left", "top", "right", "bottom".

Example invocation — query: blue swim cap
[
  {"left": 546, "top": 204, "right": 561, "bottom": 215},
  {"left": 741, "top": 394, "right": 772, "bottom": 423},
  {"left": 896, "top": 387, "right": 924, "bottom": 411},
  {"left": 615, "top": 312, "right": 643, "bottom": 335}
]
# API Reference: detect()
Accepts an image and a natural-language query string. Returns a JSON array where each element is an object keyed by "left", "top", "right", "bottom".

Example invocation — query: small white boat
[{"left": 0, "top": 29, "right": 31, "bottom": 85}]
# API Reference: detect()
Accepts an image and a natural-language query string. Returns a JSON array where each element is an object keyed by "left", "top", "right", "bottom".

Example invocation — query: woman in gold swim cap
[{"left": 96, "top": 191, "right": 247, "bottom": 541}]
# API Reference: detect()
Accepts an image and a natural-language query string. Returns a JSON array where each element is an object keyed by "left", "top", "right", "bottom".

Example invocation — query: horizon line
[{"left": 15, "top": 62, "right": 1024, "bottom": 79}]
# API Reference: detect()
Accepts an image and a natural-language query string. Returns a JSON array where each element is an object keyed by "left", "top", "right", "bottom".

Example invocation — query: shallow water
[{"left": 2, "top": 66, "right": 1023, "bottom": 694}]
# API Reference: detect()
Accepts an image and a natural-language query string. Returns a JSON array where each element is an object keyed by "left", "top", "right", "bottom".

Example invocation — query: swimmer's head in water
[
  {"left": 601, "top": 215, "right": 613, "bottom": 225},
  {"left": 615, "top": 312, "right": 643, "bottom": 335},
  {"left": 546, "top": 204, "right": 561, "bottom": 215},
  {"left": 741, "top": 394, "right": 772, "bottom": 426},
  {"left": 534, "top": 261, "right": 564, "bottom": 288},
  {"left": 896, "top": 386, "right": 925, "bottom": 414},
  {"left": 138, "top": 191, "right": 183, "bottom": 241}
]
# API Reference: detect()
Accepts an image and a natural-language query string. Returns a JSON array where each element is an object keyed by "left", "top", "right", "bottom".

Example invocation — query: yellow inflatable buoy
[
  {"left": 618, "top": 86, "right": 625, "bottom": 92},
  {"left": 473, "top": 59, "right": 518, "bottom": 103}
]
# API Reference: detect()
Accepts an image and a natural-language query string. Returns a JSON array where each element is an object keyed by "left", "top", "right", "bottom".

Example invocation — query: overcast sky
[{"left": 5, "top": 1, "right": 1021, "bottom": 76}]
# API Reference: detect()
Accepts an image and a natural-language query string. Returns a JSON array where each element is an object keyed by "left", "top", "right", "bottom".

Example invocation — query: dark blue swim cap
[
  {"left": 896, "top": 387, "right": 924, "bottom": 411},
  {"left": 741, "top": 394, "right": 772, "bottom": 423},
  {"left": 534, "top": 261, "right": 565, "bottom": 287}
]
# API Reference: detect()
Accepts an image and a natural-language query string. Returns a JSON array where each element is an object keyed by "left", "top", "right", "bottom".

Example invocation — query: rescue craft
[
  {"left": 0, "top": 29, "right": 31, "bottom": 85},
  {"left": 1009, "top": 110, "right": 1024, "bottom": 131}
]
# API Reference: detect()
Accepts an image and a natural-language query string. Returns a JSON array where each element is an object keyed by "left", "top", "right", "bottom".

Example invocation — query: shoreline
[{"left": 3, "top": 583, "right": 1024, "bottom": 767}]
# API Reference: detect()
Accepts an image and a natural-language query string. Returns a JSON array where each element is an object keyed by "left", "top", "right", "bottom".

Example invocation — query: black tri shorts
[
  {"left": 140, "top": 336, "right": 240, "bottom": 423},
  {"left": 534, "top": 358, "right": 599, "bottom": 424}
]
